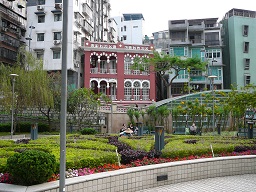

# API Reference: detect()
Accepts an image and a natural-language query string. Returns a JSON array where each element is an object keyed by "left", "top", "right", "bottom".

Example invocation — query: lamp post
[
  {"left": 10, "top": 74, "right": 19, "bottom": 139},
  {"left": 209, "top": 58, "right": 217, "bottom": 133},
  {"left": 208, "top": 75, "right": 217, "bottom": 133},
  {"left": 25, "top": 24, "right": 35, "bottom": 52}
]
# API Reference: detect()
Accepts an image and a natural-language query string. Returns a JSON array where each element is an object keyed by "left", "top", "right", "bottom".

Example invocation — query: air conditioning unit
[
  {"left": 37, "top": 5, "right": 44, "bottom": 10},
  {"left": 53, "top": 40, "right": 61, "bottom": 45},
  {"left": 74, "top": 61, "right": 80, "bottom": 68},
  {"left": 55, "top": 3, "right": 62, "bottom": 9}
]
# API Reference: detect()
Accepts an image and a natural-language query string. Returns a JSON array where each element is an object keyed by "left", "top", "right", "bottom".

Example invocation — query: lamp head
[{"left": 10, "top": 74, "right": 19, "bottom": 77}]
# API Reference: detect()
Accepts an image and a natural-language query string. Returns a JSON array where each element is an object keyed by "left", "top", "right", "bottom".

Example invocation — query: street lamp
[
  {"left": 208, "top": 75, "right": 217, "bottom": 133},
  {"left": 10, "top": 74, "right": 19, "bottom": 139},
  {"left": 25, "top": 24, "right": 35, "bottom": 52}
]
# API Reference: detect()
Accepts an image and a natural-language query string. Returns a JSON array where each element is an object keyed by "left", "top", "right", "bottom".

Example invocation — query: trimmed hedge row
[{"left": 0, "top": 122, "right": 50, "bottom": 132}]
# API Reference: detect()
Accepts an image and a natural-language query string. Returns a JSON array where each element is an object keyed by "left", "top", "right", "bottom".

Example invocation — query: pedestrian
[{"left": 190, "top": 122, "right": 197, "bottom": 135}]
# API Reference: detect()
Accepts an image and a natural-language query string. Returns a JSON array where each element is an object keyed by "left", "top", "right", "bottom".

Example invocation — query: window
[
  {"left": 121, "top": 27, "right": 123, "bottom": 32},
  {"left": 124, "top": 57, "right": 132, "bottom": 74},
  {"left": 38, "top": 0, "right": 45, "bottom": 5},
  {"left": 244, "top": 74, "right": 251, "bottom": 85},
  {"left": 243, "top": 25, "right": 249, "bottom": 36},
  {"left": 124, "top": 81, "right": 132, "bottom": 100},
  {"left": 53, "top": 50, "right": 61, "bottom": 59},
  {"left": 123, "top": 35, "right": 127, "bottom": 40},
  {"left": 142, "top": 82, "right": 149, "bottom": 100},
  {"left": 54, "top": 14, "right": 62, "bottom": 21},
  {"left": 133, "top": 26, "right": 138, "bottom": 28},
  {"left": 205, "top": 50, "right": 221, "bottom": 59},
  {"left": 244, "top": 58, "right": 250, "bottom": 70},
  {"left": 100, "top": 83, "right": 106, "bottom": 94},
  {"left": 244, "top": 42, "right": 249, "bottom": 53},
  {"left": 55, "top": 0, "right": 62, "bottom": 3},
  {"left": 38, "top": 15, "right": 45, "bottom": 23},
  {"left": 133, "top": 81, "right": 141, "bottom": 100},
  {"left": 205, "top": 32, "right": 220, "bottom": 46},
  {"left": 124, "top": 26, "right": 126, "bottom": 31},
  {"left": 37, "top": 33, "right": 44, "bottom": 41},
  {"left": 53, "top": 32, "right": 61, "bottom": 40},
  {"left": 36, "top": 52, "right": 44, "bottom": 59}
]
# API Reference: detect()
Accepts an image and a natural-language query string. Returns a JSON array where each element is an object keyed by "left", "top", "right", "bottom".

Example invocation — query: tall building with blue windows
[
  {"left": 221, "top": 9, "right": 256, "bottom": 89},
  {"left": 168, "top": 18, "right": 224, "bottom": 96}
]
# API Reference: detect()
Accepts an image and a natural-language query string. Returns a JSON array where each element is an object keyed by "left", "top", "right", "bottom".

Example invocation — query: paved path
[{"left": 137, "top": 174, "right": 256, "bottom": 192}]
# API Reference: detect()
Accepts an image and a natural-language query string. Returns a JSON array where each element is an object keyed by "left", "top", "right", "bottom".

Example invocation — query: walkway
[{"left": 137, "top": 174, "right": 256, "bottom": 192}]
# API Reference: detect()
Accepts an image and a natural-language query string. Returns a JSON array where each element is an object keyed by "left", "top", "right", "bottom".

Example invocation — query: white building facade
[
  {"left": 26, "top": 0, "right": 112, "bottom": 89},
  {"left": 113, "top": 13, "right": 144, "bottom": 45}
]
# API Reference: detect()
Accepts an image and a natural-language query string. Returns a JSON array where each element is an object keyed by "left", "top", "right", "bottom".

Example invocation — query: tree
[
  {"left": 0, "top": 47, "right": 56, "bottom": 132},
  {"left": 67, "top": 88, "right": 103, "bottom": 130},
  {"left": 133, "top": 51, "right": 207, "bottom": 98}
]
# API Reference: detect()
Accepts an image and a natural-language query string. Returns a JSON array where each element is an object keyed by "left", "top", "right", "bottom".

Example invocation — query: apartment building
[
  {"left": 26, "top": 0, "right": 112, "bottom": 89},
  {"left": 221, "top": 8, "right": 256, "bottom": 89},
  {"left": 113, "top": 13, "right": 145, "bottom": 45},
  {"left": 168, "top": 18, "right": 224, "bottom": 96},
  {"left": 0, "top": 0, "right": 27, "bottom": 66}
]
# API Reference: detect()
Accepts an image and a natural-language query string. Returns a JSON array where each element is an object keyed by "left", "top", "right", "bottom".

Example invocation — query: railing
[
  {"left": 99, "top": 68, "right": 108, "bottom": 74},
  {"left": 109, "top": 69, "right": 117, "bottom": 74},
  {"left": 90, "top": 68, "right": 98, "bottom": 74},
  {"left": 142, "top": 95, "right": 149, "bottom": 100}
]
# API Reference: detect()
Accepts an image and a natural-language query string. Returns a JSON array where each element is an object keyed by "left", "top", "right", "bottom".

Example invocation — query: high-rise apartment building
[
  {"left": 0, "top": 0, "right": 27, "bottom": 66},
  {"left": 168, "top": 18, "right": 224, "bottom": 96},
  {"left": 113, "top": 13, "right": 145, "bottom": 45},
  {"left": 26, "top": 0, "right": 112, "bottom": 89},
  {"left": 222, "top": 8, "right": 256, "bottom": 89}
]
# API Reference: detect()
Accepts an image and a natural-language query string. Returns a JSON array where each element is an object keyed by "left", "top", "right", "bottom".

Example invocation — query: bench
[
  {"left": 173, "top": 127, "right": 201, "bottom": 135},
  {"left": 173, "top": 127, "right": 187, "bottom": 135}
]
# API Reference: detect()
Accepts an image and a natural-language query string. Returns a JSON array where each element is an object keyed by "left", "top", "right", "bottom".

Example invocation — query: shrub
[
  {"left": 0, "top": 123, "right": 11, "bottom": 132},
  {"left": 6, "top": 150, "right": 56, "bottom": 186},
  {"left": 81, "top": 128, "right": 97, "bottom": 135}
]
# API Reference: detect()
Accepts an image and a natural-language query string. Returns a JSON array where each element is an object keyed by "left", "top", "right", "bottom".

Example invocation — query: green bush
[
  {"left": 0, "top": 123, "right": 11, "bottom": 132},
  {"left": 0, "top": 122, "right": 50, "bottom": 133},
  {"left": 81, "top": 128, "right": 97, "bottom": 135},
  {"left": 6, "top": 150, "right": 56, "bottom": 186}
]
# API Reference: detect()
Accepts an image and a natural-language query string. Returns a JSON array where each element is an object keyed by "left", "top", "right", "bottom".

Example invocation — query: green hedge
[{"left": 0, "top": 122, "right": 50, "bottom": 132}]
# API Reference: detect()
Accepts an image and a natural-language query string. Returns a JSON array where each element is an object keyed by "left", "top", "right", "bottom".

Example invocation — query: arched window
[
  {"left": 100, "top": 56, "right": 107, "bottom": 73},
  {"left": 124, "top": 57, "right": 132, "bottom": 74},
  {"left": 133, "top": 81, "right": 141, "bottom": 100},
  {"left": 109, "top": 56, "right": 117, "bottom": 74},
  {"left": 124, "top": 81, "right": 132, "bottom": 100},
  {"left": 142, "top": 82, "right": 149, "bottom": 100},
  {"left": 100, "top": 81, "right": 107, "bottom": 94}
]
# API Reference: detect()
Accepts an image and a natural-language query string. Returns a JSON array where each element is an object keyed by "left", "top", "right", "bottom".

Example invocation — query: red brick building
[{"left": 83, "top": 41, "right": 156, "bottom": 107}]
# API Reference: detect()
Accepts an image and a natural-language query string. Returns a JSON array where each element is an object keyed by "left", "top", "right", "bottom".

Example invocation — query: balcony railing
[
  {"left": 109, "top": 69, "right": 117, "bottom": 74},
  {"left": 142, "top": 95, "right": 149, "bottom": 100},
  {"left": 90, "top": 68, "right": 98, "bottom": 74},
  {"left": 99, "top": 68, "right": 108, "bottom": 74},
  {"left": 82, "top": 3, "right": 93, "bottom": 18}
]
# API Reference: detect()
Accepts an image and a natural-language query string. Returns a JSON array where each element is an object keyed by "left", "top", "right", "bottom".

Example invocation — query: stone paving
[{"left": 137, "top": 174, "right": 256, "bottom": 192}]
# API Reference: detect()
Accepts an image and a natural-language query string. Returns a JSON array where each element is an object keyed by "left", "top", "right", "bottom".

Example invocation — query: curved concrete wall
[{"left": 1, "top": 155, "right": 256, "bottom": 192}]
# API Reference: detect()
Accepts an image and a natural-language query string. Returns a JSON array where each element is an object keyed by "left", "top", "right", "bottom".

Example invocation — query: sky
[{"left": 110, "top": 0, "right": 255, "bottom": 36}]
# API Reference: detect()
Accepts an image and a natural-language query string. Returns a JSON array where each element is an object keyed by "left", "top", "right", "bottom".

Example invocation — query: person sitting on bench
[{"left": 190, "top": 122, "right": 197, "bottom": 135}]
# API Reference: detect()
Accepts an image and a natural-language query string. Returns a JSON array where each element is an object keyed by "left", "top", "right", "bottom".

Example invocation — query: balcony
[
  {"left": 170, "top": 38, "right": 188, "bottom": 45},
  {"left": 82, "top": 3, "right": 93, "bottom": 18},
  {"left": 190, "top": 39, "right": 204, "bottom": 45},
  {"left": 188, "top": 22, "right": 205, "bottom": 31},
  {"left": 81, "top": 20, "right": 93, "bottom": 36},
  {"left": 90, "top": 68, "right": 117, "bottom": 74},
  {"left": 169, "top": 20, "right": 188, "bottom": 31}
]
